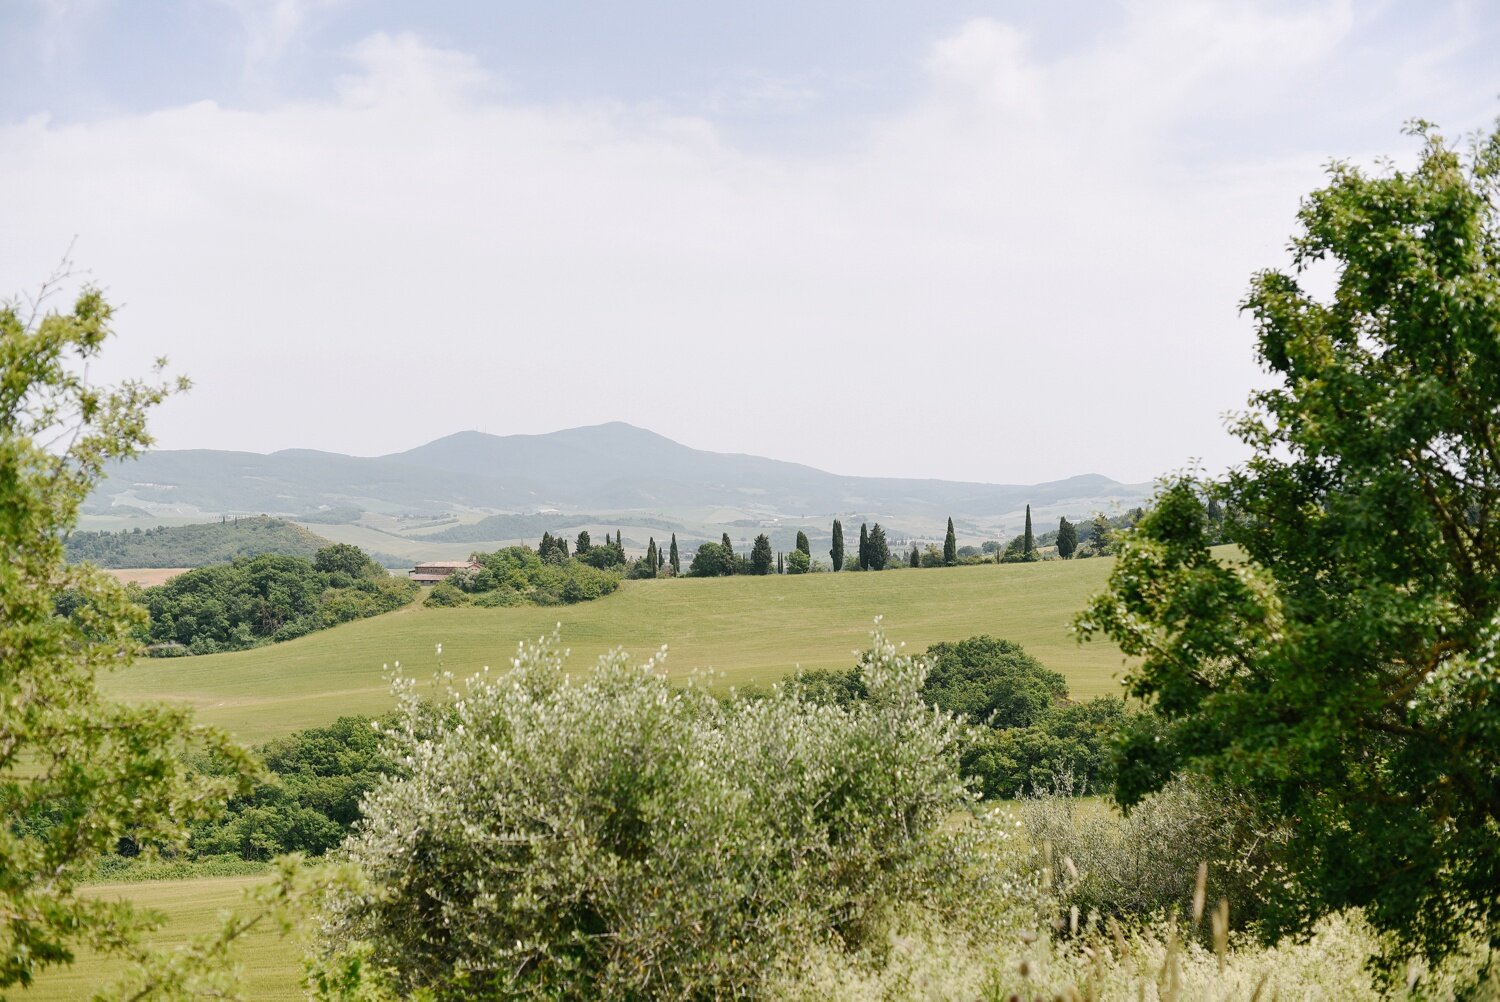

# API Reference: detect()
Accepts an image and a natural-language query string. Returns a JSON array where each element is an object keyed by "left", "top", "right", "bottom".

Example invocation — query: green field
[
  {"left": 17, "top": 876, "right": 301, "bottom": 1001},
  {"left": 39, "top": 558, "right": 1133, "bottom": 997},
  {"left": 104, "top": 558, "right": 1131, "bottom": 744}
]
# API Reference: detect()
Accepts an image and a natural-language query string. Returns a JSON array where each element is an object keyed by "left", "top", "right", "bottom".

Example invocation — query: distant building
[{"left": 409, "top": 560, "right": 480, "bottom": 584}]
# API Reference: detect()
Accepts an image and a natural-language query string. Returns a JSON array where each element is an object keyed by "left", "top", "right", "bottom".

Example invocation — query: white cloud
[{"left": 0, "top": 3, "right": 1493, "bottom": 484}]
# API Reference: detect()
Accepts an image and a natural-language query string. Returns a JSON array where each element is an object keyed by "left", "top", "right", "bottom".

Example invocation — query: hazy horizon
[{"left": 4, "top": 1, "right": 1498, "bottom": 484}]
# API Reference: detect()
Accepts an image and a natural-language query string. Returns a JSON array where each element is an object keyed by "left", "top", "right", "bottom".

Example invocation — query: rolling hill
[
  {"left": 84, "top": 423, "right": 1153, "bottom": 542},
  {"left": 102, "top": 557, "right": 1131, "bottom": 745}
]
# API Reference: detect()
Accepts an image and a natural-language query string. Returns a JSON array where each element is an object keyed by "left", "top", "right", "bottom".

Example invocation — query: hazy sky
[{"left": 3, "top": 1, "right": 1497, "bottom": 484}]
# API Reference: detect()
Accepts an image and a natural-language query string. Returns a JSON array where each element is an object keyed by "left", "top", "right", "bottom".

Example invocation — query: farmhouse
[{"left": 409, "top": 560, "right": 480, "bottom": 584}]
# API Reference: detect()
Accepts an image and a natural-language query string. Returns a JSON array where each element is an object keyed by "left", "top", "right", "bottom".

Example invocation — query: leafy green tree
[
  {"left": 314, "top": 542, "right": 379, "bottom": 578},
  {"left": 867, "top": 523, "right": 891, "bottom": 570},
  {"left": 794, "top": 529, "right": 810, "bottom": 556},
  {"left": 786, "top": 549, "right": 810, "bottom": 574},
  {"left": 1, "top": 283, "right": 257, "bottom": 991},
  {"left": 720, "top": 532, "right": 735, "bottom": 574},
  {"left": 1023, "top": 505, "right": 1034, "bottom": 559},
  {"left": 1086, "top": 513, "right": 1112, "bottom": 555},
  {"left": 1055, "top": 517, "right": 1077, "bottom": 559},
  {"left": 922, "top": 635, "right": 1065, "bottom": 728},
  {"left": 910, "top": 544, "right": 920, "bottom": 568},
  {"left": 830, "top": 519, "right": 844, "bottom": 571},
  {"left": 669, "top": 533, "right": 680, "bottom": 574},
  {"left": 1080, "top": 122, "right": 1500, "bottom": 968},
  {"left": 645, "top": 538, "right": 658, "bottom": 575},
  {"left": 575, "top": 530, "right": 591, "bottom": 554},
  {"left": 688, "top": 542, "right": 733, "bottom": 577},
  {"left": 943, "top": 517, "right": 957, "bottom": 565},
  {"left": 858, "top": 523, "right": 869, "bottom": 570},
  {"left": 750, "top": 533, "right": 774, "bottom": 575}
]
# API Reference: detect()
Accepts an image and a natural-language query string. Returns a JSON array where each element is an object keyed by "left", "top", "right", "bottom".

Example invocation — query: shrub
[{"left": 320, "top": 626, "right": 978, "bottom": 999}]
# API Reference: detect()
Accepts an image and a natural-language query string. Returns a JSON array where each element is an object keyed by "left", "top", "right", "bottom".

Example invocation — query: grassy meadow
[
  {"left": 16, "top": 877, "right": 299, "bottom": 1001},
  {"left": 103, "top": 557, "right": 1131, "bottom": 745}
]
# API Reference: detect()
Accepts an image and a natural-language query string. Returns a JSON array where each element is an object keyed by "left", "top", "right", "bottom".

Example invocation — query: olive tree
[
  {"left": 321, "top": 625, "right": 975, "bottom": 998},
  {"left": 1079, "top": 122, "right": 1500, "bottom": 967}
]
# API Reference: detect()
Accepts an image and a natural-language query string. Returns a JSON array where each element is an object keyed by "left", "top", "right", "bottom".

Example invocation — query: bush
[
  {"left": 321, "top": 626, "right": 978, "bottom": 999},
  {"left": 1022, "top": 775, "right": 1291, "bottom": 936},
  {"left": 422, "top": 581, "right": 467, "bottom": 607}
]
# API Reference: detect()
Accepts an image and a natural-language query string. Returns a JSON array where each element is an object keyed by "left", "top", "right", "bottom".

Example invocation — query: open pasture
[{"left": 104, "top": 557, "right": 1131, "bottom": 744}]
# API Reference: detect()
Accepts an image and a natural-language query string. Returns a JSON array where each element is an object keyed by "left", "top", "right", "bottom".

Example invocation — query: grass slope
[
  {"left": 16, "top": 876, "right": 299, "bottom": 1001},
  {"left": 104, "top": 557, "right": 1131, "bottom": 745}
]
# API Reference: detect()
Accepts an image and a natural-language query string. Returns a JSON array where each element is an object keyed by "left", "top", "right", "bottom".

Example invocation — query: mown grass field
[
  {"left": 16, "top": 876, "right": 300, "bottom": 1001},
  {"left": 103, "top": 557, "right": 1132, "bottom": 745}
]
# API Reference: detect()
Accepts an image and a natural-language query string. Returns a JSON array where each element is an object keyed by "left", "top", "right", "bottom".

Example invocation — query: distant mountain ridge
[{"left": 86, "top": 422, "right": 1153, "bottom": 527}]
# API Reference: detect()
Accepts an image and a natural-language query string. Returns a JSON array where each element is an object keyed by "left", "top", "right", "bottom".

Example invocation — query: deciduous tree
[
  {"left": 0, "top": 282, "right": 257, "bottom": 992},
  {"left": 1080, "top": 122, "right": 1500, "bottom": 967}
]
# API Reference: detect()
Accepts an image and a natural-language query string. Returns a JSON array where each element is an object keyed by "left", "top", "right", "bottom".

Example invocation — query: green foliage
[
  {"left": 750, "top": 532, "right": 774, "bottom": 574},
  {"left": 142, "top": 547, "right": 416, "bottom": 653},
  {"left": 1023, "top": 504, "right": 1034, "bottom": 558},
  {"left": 65, "top": 515, "right": 329, "bottom": 568},
  {"left": 574, "top": 529, "right": 590, "bottom": 554},
  {"left": 943, "top": 517, "right": 957, "bottom": 565},
  {"left": 320, "top": 627, "right": 974, "bottom": 999},
  {"left": 190, "top": 716, "right": 390, "bottom": 861},
  {"left": 830, "top": 518, "right": 844, "bottom": 571},
  {"left": 857, "top": 522, "right": 869, "bottom": 570},
  {"left": 866, "top": 522, "right": 890, "bottom": 570},
  {"left": 788, "top": 635, "right": 1123, "bottom": 802},
  {"left": 0, "top": 282, "right": 257, "bottom": 992},
  {"left": 923, "top": 635, "right": 1066, "bottom": 728},
  {"left": 1084, "top": 512, "right": 1113, "bottom": 555},
  {"left": 786, "top": 548, "right": 811, "bottom": 574},
  {"left": 910, "top": 544, "right": 920, "bottom": 568},
  {"left": 687, "top": 541, "right": 734, "bottom": 577},
  {"left": 795, "top": 529, "right": 810, "bottom": 555},
  {"left": 1079, "top": 122, "right": 1500, "bottom": 967},
  {"left": 1056, "top": 516, "right": 1077, "bottom": 559},
  {"left": 669, "top": 532, "right": 680, "bottom": 574},
  {"left": 440, "top": 545, "right": 622, "bottom": 606}
]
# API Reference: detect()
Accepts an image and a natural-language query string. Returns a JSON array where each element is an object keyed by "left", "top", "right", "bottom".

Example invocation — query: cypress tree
[
  {"left": 1023, "top": 505, "right": 1035, "bottom": 560},
  {"left": 1056, "top": 516, "right": 1077, "bottom": 559},
  {"left": 867, "top": 523, "right": 890, "bottom": 570},
  {"left": 858, "top": 523, "right": 869, "bottom": 570},
  {"left": 646, "top": 537, "right": 658, "bottom": 573},
  {"left": 909, "top": 544, "right": 920, "bottom": 568},
  {"left": 943, "top": 517, "right": 957, "bottom": 565},
  {"left": 575, "top": 530, "right": 591, "bottom": 554},
  {"left": 750, "top": 533, "right": 774, "bottom": 575},
  {"left": 721, "top": 532, "right": 735, "bottom": 574},
  {"left": 794, "top": 530, "right": 810, "bottom": 556},
  {"left": 669, "top": 533, "right": 680, "bottom": 574},
  {"left": 830, "top": 519, "right": 845, "bottom": 571},
  {"left": 777, "top": 552, "right": 784, "bottom": 574}
]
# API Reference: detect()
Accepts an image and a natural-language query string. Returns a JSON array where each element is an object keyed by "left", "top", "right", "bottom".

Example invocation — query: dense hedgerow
[{"left": 425, "top": 545, "right": 620, "bottom": 608}]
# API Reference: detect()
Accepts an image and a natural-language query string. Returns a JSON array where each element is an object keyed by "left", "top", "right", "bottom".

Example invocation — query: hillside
[
  {"left": 102, "top": 555, "right": 1133, "bottom": 745},
  {"left": 84, "top": 423, "right": 1153, "bottom": 540},
  {"left": 64, "top": 516, "right": 333, "bottom": 568}
]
